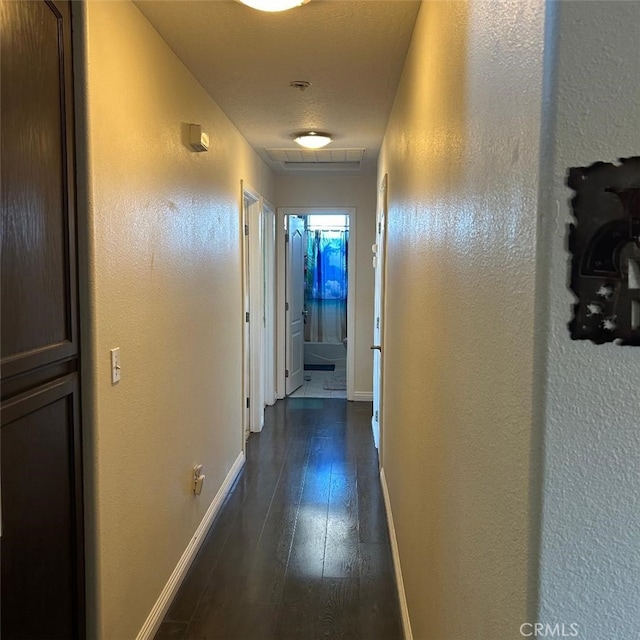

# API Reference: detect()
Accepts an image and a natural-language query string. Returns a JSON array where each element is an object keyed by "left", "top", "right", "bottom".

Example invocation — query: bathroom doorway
[
  {"left": 299, "top": 213, "right": 349, "bottom": 398},
  {"left": 277, "top": 208, "right": 356, "bottom": 400}
]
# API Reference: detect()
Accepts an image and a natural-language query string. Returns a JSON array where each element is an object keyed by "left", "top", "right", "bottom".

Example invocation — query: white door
[
  {"left": 242, "top": 193, "right": 251, "bottom": 439},
  {"left": 248, "top": 195, "right": 264, "bottom": 432},
  {"left": 372, "top": 174, "right": 388, "bottom": 451},
  {"left": 263, "top": 202, "right": 277, "bottom": 406},
  {"left": 286, "top": 216, "right": 305, "bottom": 395}
]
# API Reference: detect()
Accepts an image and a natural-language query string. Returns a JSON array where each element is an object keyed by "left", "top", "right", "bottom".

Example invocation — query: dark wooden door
[{"left": 1, "top": 0, "right": 85, "bottom": 637}]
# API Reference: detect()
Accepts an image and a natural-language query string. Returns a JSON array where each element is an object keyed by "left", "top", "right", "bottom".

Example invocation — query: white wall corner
[
  {"left": 380, "top": 467, "right": 413, "bottom": 640},
  {"left": 352, "top": 391, "right": 373, "bottom": 402},
  {"left": 135, "top": 452, "right": 245, "bottom": 640}
]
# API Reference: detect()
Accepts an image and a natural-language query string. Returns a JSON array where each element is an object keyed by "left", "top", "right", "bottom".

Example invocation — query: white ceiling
[{"left": 135, "top": 0, "right": 421, "bottom": 175}]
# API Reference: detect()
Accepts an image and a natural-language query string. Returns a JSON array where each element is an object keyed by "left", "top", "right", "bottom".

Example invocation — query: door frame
[
  {"left": 241, "top": 182, "right": 265, "bottom": 436},
  {"left": 372, "top": 174, "right": 388, "bottom": 460},
  {"left": 242, "top": 185, "right": 277, "bottom": 437},
  {"left": 276, "top": 207, "right": 357, "bottom": 401}
]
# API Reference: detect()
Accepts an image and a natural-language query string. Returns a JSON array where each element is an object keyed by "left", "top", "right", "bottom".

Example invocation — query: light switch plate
[{"left": 110, "top": 348, "right": 121, "bottom": 383}]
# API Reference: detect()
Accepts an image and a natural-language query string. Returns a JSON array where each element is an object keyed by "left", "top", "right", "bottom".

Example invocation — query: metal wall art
[{"left": 568, "top": 157, "right": 640, "bottom": 345}]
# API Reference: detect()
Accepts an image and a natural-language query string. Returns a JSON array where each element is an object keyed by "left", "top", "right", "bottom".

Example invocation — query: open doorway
[
  {"left": 277, "top": 208, "right": 356, "bottom": 400},
  {"left": 241, "top": 183, "right": 277, "bottom": 438},
  {"left": 297, "top": 213, "right": 349, "bottom": 398}
]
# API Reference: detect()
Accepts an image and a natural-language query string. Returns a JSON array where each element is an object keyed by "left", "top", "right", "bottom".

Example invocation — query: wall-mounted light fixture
[
  {"left": 236, "top": 0, "right": 310, "bottom": 12},
  {"left": 294, "top": 131, "right": 333, "bottom": 149}
]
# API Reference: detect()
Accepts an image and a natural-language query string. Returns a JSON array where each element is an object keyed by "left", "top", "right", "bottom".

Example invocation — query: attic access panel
[{"left": 568, "top": 157, "right": 640, "bottom": 345}]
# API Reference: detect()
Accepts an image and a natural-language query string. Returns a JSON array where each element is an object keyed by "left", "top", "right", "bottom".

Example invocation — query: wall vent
[{"left": 265, "top": 148, "right": 365, "bottom": 171}]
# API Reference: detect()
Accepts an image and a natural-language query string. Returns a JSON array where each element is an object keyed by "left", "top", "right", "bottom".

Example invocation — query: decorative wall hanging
[{"left": 568, "top": 157, "right": 640, "bottom": 345}]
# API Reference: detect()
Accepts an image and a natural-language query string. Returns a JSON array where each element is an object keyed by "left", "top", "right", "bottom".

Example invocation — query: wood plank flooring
[{"left": 154, "top": 398, "right": 402, "bottom": 640}]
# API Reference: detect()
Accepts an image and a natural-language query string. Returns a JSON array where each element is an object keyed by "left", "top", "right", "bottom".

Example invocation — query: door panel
[
  {"left": 247, "top": 192, "right": 265, "bottom": 432},
  {"left": 1, "top": 0, "right": 78, "bottom": 379},
  {"left": 1, "top": 376, "right": 84, "bottom": 639},
  {"left": 286, "top": 216, "right": 305, "bottom": 394}
]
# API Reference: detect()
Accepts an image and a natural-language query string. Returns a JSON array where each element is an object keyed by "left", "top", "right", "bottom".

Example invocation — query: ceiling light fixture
[
  {"left": 236, "top": 0, "right": 310, "bottom": 12},
  {"left": 294, "top": 132, "right": 333, "bottom": 149}
]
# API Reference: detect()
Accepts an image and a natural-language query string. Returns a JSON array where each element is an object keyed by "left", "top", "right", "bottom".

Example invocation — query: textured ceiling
[{"left": 135, "top": 0, "right": 421, "bottom": 175}]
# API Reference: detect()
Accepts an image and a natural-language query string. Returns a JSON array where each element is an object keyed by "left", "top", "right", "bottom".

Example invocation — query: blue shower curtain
[{"left": 305, "top": 229, "right": 348, "bottom": 343}]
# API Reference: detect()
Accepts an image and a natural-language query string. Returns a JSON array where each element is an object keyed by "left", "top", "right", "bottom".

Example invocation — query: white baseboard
[
  {"left": 136, "top": 451, "right": 245, "bottom": 640},
  {"left": 380, "top": 467, "right": 413, "bottom": 640},
  {"left": 352, "top": 391, "right": 373, "bottom": 402}
]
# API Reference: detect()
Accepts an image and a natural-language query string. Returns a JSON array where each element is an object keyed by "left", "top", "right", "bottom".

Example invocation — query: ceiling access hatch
[{"left": 265, "top": 148, "right": 365, "bottom": 171}]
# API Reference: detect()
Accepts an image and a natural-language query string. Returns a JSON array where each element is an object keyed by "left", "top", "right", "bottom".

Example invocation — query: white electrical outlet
[{"left": 110, "top": 348, "right": 121, "bottom": 384}]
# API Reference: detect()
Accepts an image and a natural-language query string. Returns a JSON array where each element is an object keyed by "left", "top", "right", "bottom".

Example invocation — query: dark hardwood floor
[{"left": 154, "top": 398, "right": 402, "bottom": 640}]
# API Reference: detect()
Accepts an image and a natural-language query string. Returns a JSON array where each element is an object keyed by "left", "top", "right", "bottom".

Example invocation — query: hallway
[
  {"left": 155, "top": 399, "right": 402, "bottom": 640},
  {"left": 4, "top": 0, "right": 635, "bottom": 636}
]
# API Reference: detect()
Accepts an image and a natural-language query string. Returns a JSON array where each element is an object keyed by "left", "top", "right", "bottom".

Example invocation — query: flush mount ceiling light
[
  {"left": 236, "top": 0, "right": 310, "bottom": 12},
  {"left": 294, "top": 132, "right": 333, "bottom": 149}
]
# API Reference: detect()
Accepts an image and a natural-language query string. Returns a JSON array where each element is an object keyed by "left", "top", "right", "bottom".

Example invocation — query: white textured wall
[
  {"left": 75, "top": 2, "right": 273, "bottom": 637},
  {"left": 537, "top": 2, "right": 640, "bottom": 638},
  {"left": 275, "top": 175, "right": 377, "bottom": 396},
  {"left": 378, "top": 1, "right": 545, "bottom": 637}
]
